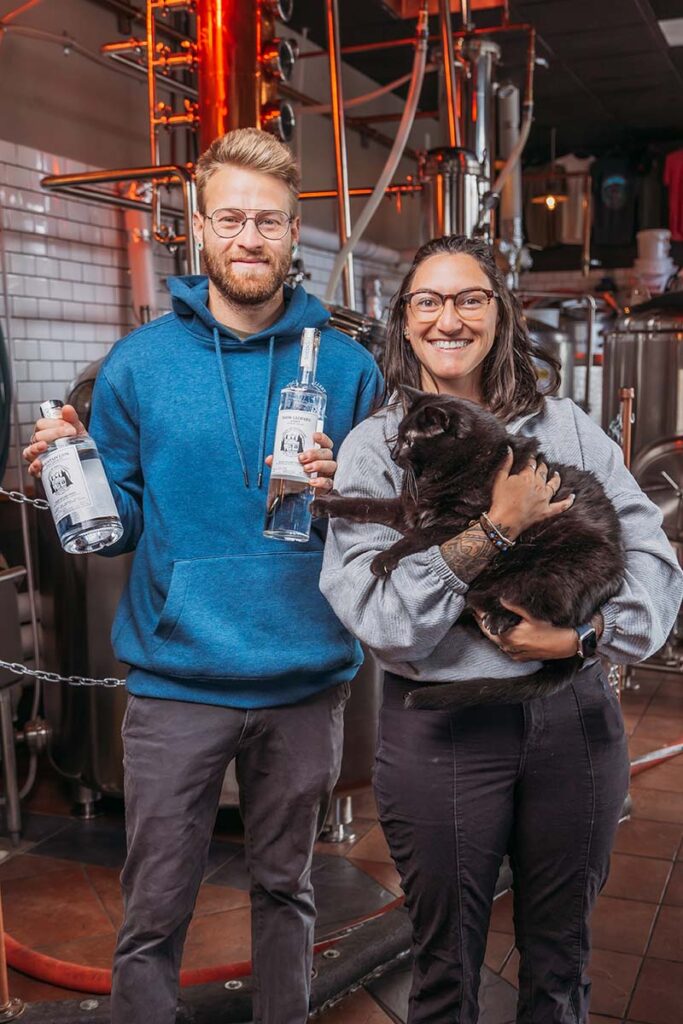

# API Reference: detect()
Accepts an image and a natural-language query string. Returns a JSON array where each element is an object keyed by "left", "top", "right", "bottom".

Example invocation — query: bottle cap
[{"left": 39, "top": 399, "right": 65, "bottom": 419}]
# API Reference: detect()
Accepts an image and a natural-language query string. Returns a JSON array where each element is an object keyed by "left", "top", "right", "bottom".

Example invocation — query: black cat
[{"left": 312, "top": 390, "right": 625, "bottom": 709}]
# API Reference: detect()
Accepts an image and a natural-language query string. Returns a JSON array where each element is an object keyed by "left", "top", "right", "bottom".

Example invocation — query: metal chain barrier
[
  {"left": 0, "top": 485, "right": 49, "bottom": 510},
  {"left": 0, "top": 659, "right": 125, "bottom": 688},
  {"left": 1, "top": 487, "right": 126, "bottom": 686}
]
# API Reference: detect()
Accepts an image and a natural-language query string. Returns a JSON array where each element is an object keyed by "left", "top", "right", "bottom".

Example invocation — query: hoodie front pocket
[{"left": 151, "top": 552, "right": 355, "bottom": 680}]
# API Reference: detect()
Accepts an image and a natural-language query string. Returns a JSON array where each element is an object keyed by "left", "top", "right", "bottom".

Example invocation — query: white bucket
[{"left": 637, "top": 228, "right": 672, "bottom": 263}]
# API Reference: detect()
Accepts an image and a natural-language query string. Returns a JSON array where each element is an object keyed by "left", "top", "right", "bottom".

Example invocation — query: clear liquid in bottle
[
  {"left": 39, "top": 399, "right": 124, "bottom": 554},
  {"left": 264, "top": 328, "right": 327, "bottom": 543}
]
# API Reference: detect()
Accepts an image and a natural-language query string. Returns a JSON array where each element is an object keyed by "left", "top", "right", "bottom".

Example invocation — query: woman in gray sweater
[{"left": 319, "top": 235, "right": 683, "bottom": 1024}]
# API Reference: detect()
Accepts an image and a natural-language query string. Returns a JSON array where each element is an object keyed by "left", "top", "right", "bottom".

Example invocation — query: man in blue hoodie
[{"left": 25, "top": 128, "right": 383, "bottom": 1024}]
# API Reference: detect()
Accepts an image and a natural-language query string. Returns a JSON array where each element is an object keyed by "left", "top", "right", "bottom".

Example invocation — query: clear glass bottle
[
  {"left": 39, "top": 399, "right": 124, "bottom": 554},
  {"left": 264, "top": 327, "right": 326, "bottom": 542}
]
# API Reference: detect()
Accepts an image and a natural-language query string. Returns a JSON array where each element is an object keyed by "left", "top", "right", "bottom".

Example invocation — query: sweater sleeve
[
  {"left": 571, "top": 402, "right": 683, "bottom": 663},
  {"left": 88, "top": 367, "right": 144, "bottom": 556},
  {"left": 319, "top": 418, "right": 470, "bottom": 664}
]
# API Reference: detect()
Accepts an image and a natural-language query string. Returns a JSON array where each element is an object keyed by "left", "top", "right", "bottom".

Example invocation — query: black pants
[
  {"left": 374, "top": 663, "right": 630, "bottom": 1024},
  {"left": 111, "top": 682, "right": 349, "bottom": 1024}
]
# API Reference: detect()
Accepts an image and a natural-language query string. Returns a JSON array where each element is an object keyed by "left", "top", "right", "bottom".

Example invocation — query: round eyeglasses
[
  {"left": 402, "top": 287, "right": 498, "bottom": 322},
  {"left": 205, "top": 208, "right": 293, "bottom": 241}
]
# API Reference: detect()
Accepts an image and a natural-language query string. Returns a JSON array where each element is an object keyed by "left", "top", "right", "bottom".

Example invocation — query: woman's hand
[
  {"left": 488, "top": 448, "right": 575, "bottom": 540},
  {"left": 475, "top": 599, "right": 579, "bottom": 661},
  {"left": 22, "top": 404, "right": 87, "bottom": 479},
  {"left": 265, "top": 432, "right": 337, "bottom": 492}
]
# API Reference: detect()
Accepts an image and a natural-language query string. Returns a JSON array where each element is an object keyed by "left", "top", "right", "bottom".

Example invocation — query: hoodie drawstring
[
  {"left": 257, "top": 337, "right": 275, "bottom": 489},
  {"left": 213, "top": 328, "right": 275, "bottom": 491}
]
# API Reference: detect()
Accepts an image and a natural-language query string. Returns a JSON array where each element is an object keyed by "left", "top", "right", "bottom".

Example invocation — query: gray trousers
[{"left": 110, "top": 681, "right": 349, "bottom": 1024}]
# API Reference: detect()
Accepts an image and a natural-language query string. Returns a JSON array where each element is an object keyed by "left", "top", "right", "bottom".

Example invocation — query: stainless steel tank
[
  {"left": 603, "top": 310, "right": 683, "bottom": 567},
  {"left": 420, "top": 147, "right": 488, "bottom": 240},
  {"left": 42, "top": 326, "right": 384, "bottom": 808},
  {"left": 602, "top": 312, "right": 683, "bottom": 459},
  {"left": 526, "top": 317, "right": 574, "bottom": 400},
  {"left": 455, "top": 37, "right": 500, "bottom": 181}
]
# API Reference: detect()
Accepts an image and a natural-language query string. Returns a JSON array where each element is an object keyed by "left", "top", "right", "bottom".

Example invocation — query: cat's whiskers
[{"left": 403, "top": 464, "right": 419, "bottom": 504}]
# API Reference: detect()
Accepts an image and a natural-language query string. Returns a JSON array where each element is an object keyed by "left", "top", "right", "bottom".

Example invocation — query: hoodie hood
[{"left": 168, "top": 274, "right": 330, "bottom": 347}]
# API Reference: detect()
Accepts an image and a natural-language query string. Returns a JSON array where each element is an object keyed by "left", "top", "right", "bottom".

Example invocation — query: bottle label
[
  {"left": 41, "top": 446, "right": 117, "bottom": 525},
  {"left": 270, "top": 409, "right": 321, "bottom": 483}
]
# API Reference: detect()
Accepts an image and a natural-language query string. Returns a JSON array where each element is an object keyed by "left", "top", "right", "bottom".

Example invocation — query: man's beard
[{"left": 203, "top": 246, "right": 291, "bottom": 306}]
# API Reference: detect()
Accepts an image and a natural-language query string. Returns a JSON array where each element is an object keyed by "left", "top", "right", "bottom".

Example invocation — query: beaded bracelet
[{"left": 479, "top": 511, "right": 516, "bottom": 554}]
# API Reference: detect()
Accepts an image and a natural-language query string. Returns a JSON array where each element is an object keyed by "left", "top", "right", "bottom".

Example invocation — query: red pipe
[{"left": 4, "top": 897, "right": 404, "bottom": 995}]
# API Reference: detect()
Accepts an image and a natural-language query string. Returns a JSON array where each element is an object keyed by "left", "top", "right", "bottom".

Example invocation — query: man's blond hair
[{"left": 195, "top": 128, "right": 301, "bottom": 215}]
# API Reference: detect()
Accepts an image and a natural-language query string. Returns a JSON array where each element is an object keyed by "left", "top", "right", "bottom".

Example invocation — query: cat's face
[{"left": 393, "top": 393, "right": 489, "bottom": 476}]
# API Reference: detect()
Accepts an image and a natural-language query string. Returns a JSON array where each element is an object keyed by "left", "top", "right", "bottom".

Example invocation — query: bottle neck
[{"left": 297, "top": 331, "right": 319, "bottom": 386}]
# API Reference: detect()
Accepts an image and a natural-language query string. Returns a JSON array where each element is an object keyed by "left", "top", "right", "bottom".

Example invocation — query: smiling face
[
  {"left": 193, "top": 164, "right": 300, "bottom": 306},
  {"left": 403, "top": 253, "right": 499, "bottom": 403}
]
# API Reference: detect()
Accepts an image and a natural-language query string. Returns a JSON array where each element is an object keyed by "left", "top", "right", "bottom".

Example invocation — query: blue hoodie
[{"left": 89, "top": 275, "right": 384, "bottom": 708}]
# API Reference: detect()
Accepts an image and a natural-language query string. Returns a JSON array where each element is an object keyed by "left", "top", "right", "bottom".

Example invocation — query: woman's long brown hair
[{"left": 382, "top": 235, "right": 560, "bottom": 422}]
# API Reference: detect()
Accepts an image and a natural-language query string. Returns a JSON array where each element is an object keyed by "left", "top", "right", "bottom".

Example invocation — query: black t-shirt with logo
[{"left": 591, "top": 158, "right": 638, "bottom": 246}]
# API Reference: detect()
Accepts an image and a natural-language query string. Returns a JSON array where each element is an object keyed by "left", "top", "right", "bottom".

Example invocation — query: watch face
[{"left": 579, "top": 625, "right": 598, "bottom": 656}]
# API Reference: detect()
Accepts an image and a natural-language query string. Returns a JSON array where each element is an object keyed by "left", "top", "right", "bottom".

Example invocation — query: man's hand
[
  {"left": 475, "top": 599, "right": 578, "bottom": 662},
  {"left": 22, "top": 404, "right": 88, "bottom": 479},
  {"left": 265, "top": 432, "right": 337, "bottom": 492}
]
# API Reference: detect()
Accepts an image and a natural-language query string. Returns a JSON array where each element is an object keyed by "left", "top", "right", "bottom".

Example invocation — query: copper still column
[
  {"left": 196, "top": 0, "right": 295, "bottom": 151},
  {"left": 196, "top": 0, "right": 260, "bottom": 150}
]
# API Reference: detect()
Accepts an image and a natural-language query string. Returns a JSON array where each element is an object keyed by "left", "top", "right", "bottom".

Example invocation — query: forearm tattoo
[{"left": 440, "top": 521, "right": 504, "bottom": 584}]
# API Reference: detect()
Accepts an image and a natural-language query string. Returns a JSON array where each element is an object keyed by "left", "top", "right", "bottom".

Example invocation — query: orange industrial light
[
  {"left": 530, "top": 127, "right": 568, "bottom": 212},
  {"left": 531, "top": 190, "right": 568, "bottom": 211}
]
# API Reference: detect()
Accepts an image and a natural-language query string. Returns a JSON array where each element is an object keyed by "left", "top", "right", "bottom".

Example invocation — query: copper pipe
[
  {"left": 325, "top": 0, "right": 355, "bottom": 308},
  {"left": 101, "top": 38, "right": 148, "bottom": 55},
  {"left": 298, "top": 24, "right": 533, "bottom": 59},
  {"left": 280, "top": 83, "right": 419, "bottom": 159},
  {"left": 0, "top": 887, "right": 23, "bottom": 1017},
  {"left": 146, "top": 0, "right": 159, "bottom": 167},
  {"left": 300, "top": 183, "right": 422, "bottom": 200},
  {"left": 345, "top": 110, "right": 436, "bottom": 125},
  {"left": 93, "top": 0, "right": 188, "bottom": 42},
  {"left": 41, "top": 165, "right": 200, "bottom": 273},
  {"left": 439, "top": 0, "right": 462, "bottom": 148}
]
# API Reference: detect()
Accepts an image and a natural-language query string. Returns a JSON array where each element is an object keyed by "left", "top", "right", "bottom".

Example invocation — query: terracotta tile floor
[{"left": 0, "top": 664, "right": 680, "bottom": 1022}]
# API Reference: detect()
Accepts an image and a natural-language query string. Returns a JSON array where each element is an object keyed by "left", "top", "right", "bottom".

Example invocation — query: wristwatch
[{"left": 575, "top": 622, "right": 598, "bottom": 659}]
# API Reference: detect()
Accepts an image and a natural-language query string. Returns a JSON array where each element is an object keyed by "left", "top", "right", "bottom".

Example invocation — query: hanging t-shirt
[
  {"left": 556, "top": 153, "right": 594, "bottom": 245},
  {"left": 591, "top": 158, "right": 638, "bottom": 246},
  {"left": 664, "top": 150, "right": 683, "bottom": 241}
]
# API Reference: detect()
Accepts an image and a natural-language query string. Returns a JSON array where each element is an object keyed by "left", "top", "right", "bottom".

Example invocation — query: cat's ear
[
  {"left": 424, "top": 405, "right": 451, "bottom": 434},
  {"left": 399, "top": 384, "right": 423, "bottom": 407}
]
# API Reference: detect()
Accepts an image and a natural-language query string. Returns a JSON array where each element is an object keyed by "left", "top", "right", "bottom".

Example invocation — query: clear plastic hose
[{"left": 323, "top": 7, "right": 429, "bottom": 305}]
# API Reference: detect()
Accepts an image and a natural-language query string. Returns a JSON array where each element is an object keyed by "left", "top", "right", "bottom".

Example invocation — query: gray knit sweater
[{"left": 319, "top": 396, "right": 683, "bottom": 682}]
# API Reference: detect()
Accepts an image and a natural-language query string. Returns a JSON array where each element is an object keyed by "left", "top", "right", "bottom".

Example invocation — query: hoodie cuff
[
  {"left": 598, "top": 600, "right": 619, "bottom": 650},
  {"left": 427, "top": 546, "right": 470, "bottom": 596}
]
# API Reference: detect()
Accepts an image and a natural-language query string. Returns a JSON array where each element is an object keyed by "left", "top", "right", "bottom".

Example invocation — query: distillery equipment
[{"left": 603, "top": 309, "right": 683, "bottom": 665}]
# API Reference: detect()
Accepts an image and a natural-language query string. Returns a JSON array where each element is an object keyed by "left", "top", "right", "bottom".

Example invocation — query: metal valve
[{"left": 16, "top": 717, "right": 51, "bottom": 754}]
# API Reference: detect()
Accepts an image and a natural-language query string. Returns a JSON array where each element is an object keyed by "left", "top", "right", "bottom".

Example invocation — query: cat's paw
[
  {"left": 485, "top": 610, "right": 522, "bottom": 635},
  {"left": 310, "top": 490, "right": 339, "bottom": 518},
  {"left": 370, "top": 553, "right": 398, "bottom": 577}
]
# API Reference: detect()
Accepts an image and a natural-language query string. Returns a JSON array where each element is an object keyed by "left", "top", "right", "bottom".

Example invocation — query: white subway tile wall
[{"left": 0, "top": 140, "right": 404, "bottom": 490}]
